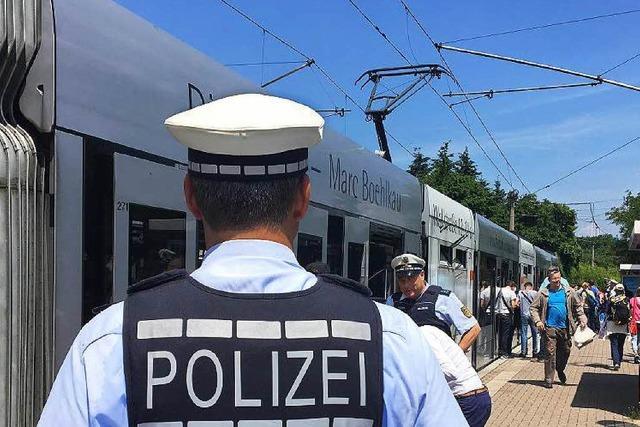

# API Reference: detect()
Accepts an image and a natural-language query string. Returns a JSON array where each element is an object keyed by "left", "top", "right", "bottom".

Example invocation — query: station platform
[{"left": 479, "top": 337, "right": 640, "bottom": 426}]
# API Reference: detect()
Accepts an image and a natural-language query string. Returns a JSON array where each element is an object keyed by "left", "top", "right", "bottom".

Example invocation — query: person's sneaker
[
  {"left": 543, "top": 382, "right": 553, "bottom": 389},
  {"left": 634, "top": 356, "right": 640, "bottom": 364},
  {"left": 614, "top": 364, "right": 621, "bottom": 371},
  {"left": 557, "top": 370, "right": 567, "bottom": 384},
  {"left": 499, "top": 354, "right": 509, "bottom": 360},
  {"left": 518, "top": 353, "right": 527, "bottom": 358}
]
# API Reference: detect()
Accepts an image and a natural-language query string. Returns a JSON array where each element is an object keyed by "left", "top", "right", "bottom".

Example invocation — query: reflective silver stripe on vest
[
  {"left": 137, "top": 319, "right": 183, "bottom": 339},
  {"left": 138, "top": 422, "right": 183, "bottom": 427},
  {"left": 331, "top": 321, "right": 371, "bottom": 341},
  {"left": 237, "top": 320, "right": 282, "bottom": 339},
  {"left": 186, "top": 319, "right": 233, "bottom": 338},
  {"left": 187, "top": 420, "right": 233, "bottom": 426},
  {"left": 334, "top": 418, "right": 374, "bottom": 427},
  {"left": 285, "top": 320, "right": 329, "bottom": 339}
]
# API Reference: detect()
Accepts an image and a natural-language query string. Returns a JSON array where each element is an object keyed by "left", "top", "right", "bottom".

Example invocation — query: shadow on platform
[
  {"left": 595, "top": 421, "right": 638, "bottom": 426},
  {"left": 572, "top": 372, "right": 637, "bottom": 417}
]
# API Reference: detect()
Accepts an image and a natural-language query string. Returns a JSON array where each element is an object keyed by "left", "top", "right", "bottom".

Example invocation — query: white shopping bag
[{"left": 574, "top": 326, "right": 596, "bottom": 348}]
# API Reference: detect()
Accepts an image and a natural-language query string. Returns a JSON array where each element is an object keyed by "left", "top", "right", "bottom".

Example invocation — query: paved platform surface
[{"left": 479, "top": 336, "right": 640, "bottom": 426}]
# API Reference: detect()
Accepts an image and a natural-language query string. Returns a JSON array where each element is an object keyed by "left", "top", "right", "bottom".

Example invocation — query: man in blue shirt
[
  {"left": 530, "top": 267, "right": 587, "bottom": 388},
  {"left": 37, "top": 94, "right": 467, "bottom": 426}
]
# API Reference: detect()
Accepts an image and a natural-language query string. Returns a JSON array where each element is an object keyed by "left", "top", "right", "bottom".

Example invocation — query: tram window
[
  {"left": 327, "top": 215, "right": 344, "bottom": 275},
  {"left": 347, "top": 242, "right": 365, "bottom": 282},
  {"left": 455, "top": 249, "right": 467, "bottom": 268},
  {"left": 297, "top": 233, "right": 323, "bottom": 269},
  {"left": 128, "top": 204, "right": 186, "bottom": 284},
  {"left": 440, "top": 245, "right": 453, "bottom": 265}
]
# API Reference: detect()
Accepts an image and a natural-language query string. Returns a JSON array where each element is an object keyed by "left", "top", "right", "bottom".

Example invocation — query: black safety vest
[
  {"left": 123, "top": 270, "right": 383, "bottom": 426},
  {"left": 391, "top": 286, "right": 453, "bottom": 337}
]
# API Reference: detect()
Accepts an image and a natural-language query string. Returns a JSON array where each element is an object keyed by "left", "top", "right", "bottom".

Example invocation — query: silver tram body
[{"left": 1, "top": 0, "right": 558, "bottom": 421}]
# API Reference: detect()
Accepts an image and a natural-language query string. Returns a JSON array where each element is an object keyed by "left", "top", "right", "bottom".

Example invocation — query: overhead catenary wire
[
  {"left": 436, "top": 44, "right": 640, "bottom": 93},
  {"left": 443, "top": 9, "right": 640, "bottom": 44},
  {"left": 533, "top": 136, "right": 640, "bottom": 194},
  {"left": 443, "top": 81, "right": 601, "bottom": 98},
  {"left": 225, "top": 60, "right": 307, "bottom": 67},
  {"left": 399, "top": 0, "right": 530, "bottom": 192},
  {"left": 600, "top": 51, "right": 640, "bottom": 77},
  {"left": 347, "top": 0, "right": 519, "bottom": 186},
  {"left": 218, "top": 0, "right": 415, "bottom": 156}
]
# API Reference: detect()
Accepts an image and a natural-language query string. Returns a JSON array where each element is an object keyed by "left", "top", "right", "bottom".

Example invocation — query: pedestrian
[
  {"left": 388, "top": 253, "right": 481, "bottom": 354},
  {"left": 509, "top": 281, "right": 521, "bottom": 348},
  {"left": 605, "top": 283, "right": 630, "bottom": 370},
  {"left": 630, "top": 287, "right": 640, "bottom": 364},
  {"left": 37, "top": 94, "right": 467, "bottom": 426},
  {"left": 491, "top": 280, "right": 517, "bottom": 358},
  {"left": 578, "top": 281, "right": 599, "bottom": 332},
  {"left": 518, "top": 282, "right": 539, "bottom": 358},
  {"left": 530, "top": 266, "right": 587, "bottom": 388},
  {"left": 419, "top": 325, "right": 492, "bottom": 427}
]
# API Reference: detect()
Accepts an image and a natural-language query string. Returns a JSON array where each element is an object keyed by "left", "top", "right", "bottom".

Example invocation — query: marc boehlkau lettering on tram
[{"left": 329, "top": 154, "right": 402, "bottom": 212}]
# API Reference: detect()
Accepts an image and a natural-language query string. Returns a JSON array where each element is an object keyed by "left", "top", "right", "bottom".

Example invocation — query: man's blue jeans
[{"left": 520, "top": 314, "right": 538, "bottom": 356}]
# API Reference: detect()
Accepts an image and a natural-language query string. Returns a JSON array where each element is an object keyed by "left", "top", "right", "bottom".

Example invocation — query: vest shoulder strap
[
  {"left": 425, "top": 285, "right": 450, "bottom": 297},
  {"left": 317, "top": 274, "right": 372, "bottom": 297},
  {"left": 127, "top": 269, "right": 189, "bottom": 295}
]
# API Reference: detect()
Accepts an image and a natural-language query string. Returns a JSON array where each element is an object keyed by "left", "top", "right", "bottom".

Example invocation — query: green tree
[
  {"left": 455, "top": 147, "right": 479, "bottom": 177},
  {"left": 607, "top": 191, "right": 640, "bottom": 238}
]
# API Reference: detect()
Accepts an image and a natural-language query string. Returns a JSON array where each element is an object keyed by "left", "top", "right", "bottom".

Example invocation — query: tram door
[
  {"left": 112, "top": 154, "right": 197, "bottom": 302},
  {"left": 295, "top": 205, "right": 328, "bottom": 267},
  {"left": 344, "top": 217, "right": 369, "bottom": 285}
]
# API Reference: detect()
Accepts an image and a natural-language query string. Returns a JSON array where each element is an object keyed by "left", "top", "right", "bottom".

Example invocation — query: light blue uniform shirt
[
  {"left": 38, "top": 239, "right": 467, "bottom": 426},
  {"left": 385, "top": 287, "right": 478, "bottom": 336}
]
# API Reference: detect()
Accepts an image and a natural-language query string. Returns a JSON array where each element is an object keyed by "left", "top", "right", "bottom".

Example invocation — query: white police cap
[
  {"left": 165, "top": 93, "right": 324, "bottom": 180},
  {"left": 391, "top": 253, "right": 425, "bottom": 276}
]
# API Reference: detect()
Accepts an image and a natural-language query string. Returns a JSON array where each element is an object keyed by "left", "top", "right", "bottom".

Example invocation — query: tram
[{"left": 0, "top": 0, "right": 559, "bottom": 421}]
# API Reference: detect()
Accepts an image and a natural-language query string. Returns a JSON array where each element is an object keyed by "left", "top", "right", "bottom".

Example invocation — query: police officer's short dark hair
[{"left": 190, "top": 174, "right": 304, "bottom": 232}]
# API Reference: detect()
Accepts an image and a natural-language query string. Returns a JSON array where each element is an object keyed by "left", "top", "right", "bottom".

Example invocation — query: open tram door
[
  {"left": 112, "top": 153, "right": 197, "bottom": 302},
  {"left": 344, "top": 216, "right": 369, "bottom": 287}
]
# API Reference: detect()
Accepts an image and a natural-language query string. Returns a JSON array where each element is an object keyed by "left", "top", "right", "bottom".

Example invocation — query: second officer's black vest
[
  {"left": 123, "top": 270, "right": 383, "bottom": 426},
  {"left": 391, "top": 286, "right": 452, "bottom": 337}
]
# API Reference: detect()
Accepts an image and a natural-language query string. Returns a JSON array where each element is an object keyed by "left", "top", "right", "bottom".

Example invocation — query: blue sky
[{"left": 115, "top": 0, "right": 640, "bottom": 236}]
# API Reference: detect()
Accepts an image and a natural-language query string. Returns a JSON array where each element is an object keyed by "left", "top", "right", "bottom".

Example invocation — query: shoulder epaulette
[
  {"left": 317, "top": 274, "right": 372, "bottom": 297},
  {"left": 439, "top": 288, "right": 452, "bottom": 296},
  {"left": 127, "top": 269, "right": 189, "bottom": 295}
]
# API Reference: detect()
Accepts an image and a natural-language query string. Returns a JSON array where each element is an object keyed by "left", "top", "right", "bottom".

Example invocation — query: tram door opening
[
  {"left": 476, "top": 253, "right": 497, "bottom": 369},
  {"left": 112, "top": 153, "right": 196, "bottom": 302},
  {"left": 369, "top": 223, "right": 403, "bottom": 302},
  {"left": 344, "top": 217, "right": 369, "bottom": 284}
]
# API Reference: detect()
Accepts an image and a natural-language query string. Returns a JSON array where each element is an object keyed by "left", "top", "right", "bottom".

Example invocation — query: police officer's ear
[
  {"left": 184, "top": 175, "right": 204, "bottom": 221},
  {"left": 291, "top": 174, "right": 312, "bottom": 222}
]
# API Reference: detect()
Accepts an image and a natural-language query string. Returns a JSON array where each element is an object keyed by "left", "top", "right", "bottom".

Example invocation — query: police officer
[
  {"left": 387, "top": 253, "right": 480, "bottom": 353},
  {"left": 38, "top": 94, "right": 466, "bottom": 426}
]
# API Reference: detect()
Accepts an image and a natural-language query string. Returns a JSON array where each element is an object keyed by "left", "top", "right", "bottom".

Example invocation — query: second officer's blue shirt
[{"left": 38, "top": 239, "right": 468, "bottom": 426}]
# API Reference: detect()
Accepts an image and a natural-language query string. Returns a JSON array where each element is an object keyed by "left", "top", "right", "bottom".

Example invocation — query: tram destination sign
[{"left": 308, "top": 129, "right": 421, "bottom": 232}]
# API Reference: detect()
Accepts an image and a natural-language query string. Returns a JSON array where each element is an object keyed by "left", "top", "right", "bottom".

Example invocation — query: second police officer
[
  {"left": 388, "top": 253, "right": 481, "bottom": 353},
  {"left": 37, "top": 94, "right": 468, "bottom": 426}
]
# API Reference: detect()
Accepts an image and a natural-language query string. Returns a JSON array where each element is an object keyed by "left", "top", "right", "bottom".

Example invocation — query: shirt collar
[{"left": 192, "top": 239, "right": 317, "bottom": 294}]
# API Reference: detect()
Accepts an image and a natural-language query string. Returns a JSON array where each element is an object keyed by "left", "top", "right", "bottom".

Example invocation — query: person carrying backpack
[
  {"left": 579, "top": 282, "right": 599, "bottom": 332},
  {"left": 629, "top": 288, "right": 640, "bottom": 364},
  {"left": 606, "top": 283, "right": 630, "bottom": 370}
]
